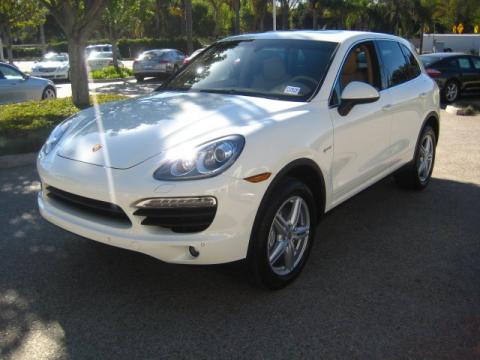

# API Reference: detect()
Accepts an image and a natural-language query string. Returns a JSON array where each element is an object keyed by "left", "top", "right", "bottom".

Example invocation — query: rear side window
[
  {"left": 472, "top": 57, "right": 480, "bottom": 70},
  {"left": 437, "top": 58, "right": 458, "bottom": 69},
  {"left": 400, "top": 44, "right": 421, "bottom": 79},
  {"left": 458, "top": 57, "right": 472, "bottom": 69},
  {"left": 376, "top": 40, "right": 410, "bottom": 87}
]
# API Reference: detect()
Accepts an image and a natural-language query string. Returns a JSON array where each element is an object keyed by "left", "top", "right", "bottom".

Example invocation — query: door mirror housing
[{"left": 338, "top": 81, "right": 380, "bottom": 116}]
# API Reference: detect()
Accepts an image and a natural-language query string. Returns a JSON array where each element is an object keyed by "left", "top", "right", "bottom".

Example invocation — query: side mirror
[{"left": 338, "top": 81, "right": 380, "bottom": 116}]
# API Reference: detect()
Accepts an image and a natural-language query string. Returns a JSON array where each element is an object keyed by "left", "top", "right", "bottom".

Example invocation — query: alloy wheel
[
  {"left": 417, "top": 133, "right": 434, "bottom": 182},
  {"left": 43, "top": 88, "right": 56, "bottom": 100},
  {"left": 267, "top": 196, "right": 311, "bottom": 276},
  {"left": 445, "top": 82, "right": 458, "bottom": 102}
]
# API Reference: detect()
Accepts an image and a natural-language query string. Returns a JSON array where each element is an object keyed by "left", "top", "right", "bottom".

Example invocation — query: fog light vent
[
  {"left": 135, "top": 196, "right": 216, "bottom": 209},
  {"left": 133, "top": 196, "right": 217, "bottom": 233}
]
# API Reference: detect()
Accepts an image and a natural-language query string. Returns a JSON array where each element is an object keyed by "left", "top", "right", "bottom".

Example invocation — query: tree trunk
[
  {"left": 111, "top": 37, "right": 120, "bottom": 72},
  {"left": 4, "top": 29, "right": 14, "bottom": 64},
  {"left": 185, "top": 0, "right": 193, "bottom": 54},
  {"left": 0, "top": 35, "right": 4, "bottom": 61},
  {"left": 419, "top": 24, "right": 424, "bottom": 54},
  {"left": 40, "top": 24, "right": 47, "bottom": 55},
  {"left": 68, "top": 38, "right": 90, "bottom": 108},
  {"left": 259, "top": 14, "right": 264, "bottom": 32},
  {"left": 312, "top": 4, "right": 318, "bottom": 30},
  {"left": 233, "top": 0, "right": 241, "bottom": 35},
  {"left": 281, "top": 1, "right": 289, "bottom": 30}
]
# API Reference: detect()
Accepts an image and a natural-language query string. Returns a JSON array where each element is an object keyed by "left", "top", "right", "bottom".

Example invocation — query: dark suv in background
[{"left": 420, "top": 53, "right": 480, "bottom": 103}]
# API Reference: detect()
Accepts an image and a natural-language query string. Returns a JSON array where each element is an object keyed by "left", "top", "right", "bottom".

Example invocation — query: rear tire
[
  {"left": 246, "top": 177, "right": 317, "bottom": 289},
  {"left": 395, "top": 125, "right": 436, "bottom": 190},
  {"left": 41, "top": 86, "right": 56, "bottom": 100},
  {"left": 135, "top": 75, "right": 144, "bottom": 82}
]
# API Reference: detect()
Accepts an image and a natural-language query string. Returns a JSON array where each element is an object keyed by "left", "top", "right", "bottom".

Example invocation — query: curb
[
  {"left": 89, "top": 76, "right": 135, "bottom": 83},
  {"left": 0, "top": 152, "right": 37, "bottom": 169}
]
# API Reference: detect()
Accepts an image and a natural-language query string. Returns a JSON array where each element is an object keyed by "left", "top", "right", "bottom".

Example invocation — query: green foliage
[
  {"left": 0, "top": 94, "right": 127, "bottom": 155},
  {"left": 90, "top": 66, "right": 133, "bottom": 79},
  {"left": 0, "top": 94, "right": 126, "bottom": 136}
]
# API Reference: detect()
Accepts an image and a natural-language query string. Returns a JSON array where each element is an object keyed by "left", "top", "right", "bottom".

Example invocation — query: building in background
[{"left": 422, "top": 34, "right": 480, "bottom": 54}]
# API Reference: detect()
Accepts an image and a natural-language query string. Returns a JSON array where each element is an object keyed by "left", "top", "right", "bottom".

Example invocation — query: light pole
[{"left": 272, "top": 0, "right": 276, "bottom": 31}]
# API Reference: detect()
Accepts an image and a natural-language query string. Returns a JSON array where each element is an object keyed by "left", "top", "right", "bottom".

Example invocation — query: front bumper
[{"left": 37, "top": 154, "right": 268, "bottom": 264}]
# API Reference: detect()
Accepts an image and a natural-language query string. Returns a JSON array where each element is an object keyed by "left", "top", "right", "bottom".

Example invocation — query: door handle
[
  {"left": 382, "top": 104, "right": 392, "bottom": 111},
  {"left": 419, "top": 92, "right": 427, "bottom": 98}
]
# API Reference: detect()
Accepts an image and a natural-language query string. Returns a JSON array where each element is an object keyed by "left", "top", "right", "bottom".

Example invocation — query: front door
[{"left": 329, "top": 41, "right": 391, "bottom": 205}]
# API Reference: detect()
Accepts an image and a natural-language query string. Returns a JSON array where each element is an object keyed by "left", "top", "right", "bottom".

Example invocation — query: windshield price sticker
[{"left": 284, "top": 86, "right": 301, "bottom": 95}]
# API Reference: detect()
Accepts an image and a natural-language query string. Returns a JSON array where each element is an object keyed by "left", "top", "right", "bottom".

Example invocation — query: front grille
[
  {"left": 133, "top": 206, "right": 217, "bottom": 233},
  {"left": 46, "top": 186, "right": 131, "bottom": 225},
  {"left": 38, "top": 68, "right": 56, "bottom": 72}
]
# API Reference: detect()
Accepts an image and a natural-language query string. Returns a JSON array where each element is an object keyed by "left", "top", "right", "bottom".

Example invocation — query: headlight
[
  {"left": 41, "top": 118, "right": 73, "bottom": 156},
  {"left": 153, "top": 135, "right": 245, "bottom": 181}
]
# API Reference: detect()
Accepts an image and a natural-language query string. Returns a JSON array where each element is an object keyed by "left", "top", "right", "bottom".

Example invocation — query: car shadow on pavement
[{"left": 0, "top": 165, "right": 479, "bottom": 359}]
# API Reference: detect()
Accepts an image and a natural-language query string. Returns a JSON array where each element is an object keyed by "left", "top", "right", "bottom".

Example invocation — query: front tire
[
  {"left": 41, "top": 86, "right": 56, "bottom": 100},
  {"left": 443, "top": 80, "right": 460, "bottom": 103},
  {"left": 395, "top": 125, "right": 436, "bottom": 190},
  {"left": 247, "top": 178, "right": 317, "bottom": 289}
]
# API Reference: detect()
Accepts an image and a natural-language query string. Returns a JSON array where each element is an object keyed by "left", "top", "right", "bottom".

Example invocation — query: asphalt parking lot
[{"left": 0, "top": 110, "right": 479, "bottom": 359}]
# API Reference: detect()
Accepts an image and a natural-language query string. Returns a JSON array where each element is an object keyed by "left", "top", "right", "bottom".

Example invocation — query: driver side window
[{"left": 330, "top": 42, "right": 381, "bottom": 106}]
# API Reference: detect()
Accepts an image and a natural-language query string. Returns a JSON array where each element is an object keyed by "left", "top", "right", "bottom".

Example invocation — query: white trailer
[{"left": 422, "top": 34, "right": 480, "bottom": 54}]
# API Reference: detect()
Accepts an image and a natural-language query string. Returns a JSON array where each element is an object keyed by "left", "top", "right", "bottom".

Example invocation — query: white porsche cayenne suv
[{"left": 37, "top": 31, "right": 440, "bottom": 289}]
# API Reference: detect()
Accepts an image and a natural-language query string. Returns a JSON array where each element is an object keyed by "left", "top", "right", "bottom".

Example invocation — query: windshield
[
  {"left": 139, "top": 51, "right": 166, "bottom": 60},
  {"left": 89, "top": 52, "right": 113, "bottom": 59},
  {"left": 43, "top": 53, "right": 68, "bottom": 62},
  {"left": 160, "top": 39, "right": 338, "bottom": 101}
]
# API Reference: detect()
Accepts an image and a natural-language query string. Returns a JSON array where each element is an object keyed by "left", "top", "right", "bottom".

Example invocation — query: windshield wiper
[{"left": 198, "top": 88, "right": 280, "bottom": 100}]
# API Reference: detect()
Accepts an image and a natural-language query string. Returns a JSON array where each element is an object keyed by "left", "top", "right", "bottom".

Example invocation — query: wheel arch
[
  {"left": 422, "top": 111, "right": 440, "bottom": 145},
  {"left": 259, "top": 158, "right": 327, "bottom": 223},
  {"left": 246, "top": 158, "right": 327, "bottom": 264}
]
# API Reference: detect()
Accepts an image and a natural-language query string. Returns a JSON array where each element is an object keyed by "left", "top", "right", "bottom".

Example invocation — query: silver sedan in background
[
  {"left": 0, "top": 62, "right": 56, "bottom": 105},
  {"left": 133, "top": 49, "right": 185, "bottom": 81}
]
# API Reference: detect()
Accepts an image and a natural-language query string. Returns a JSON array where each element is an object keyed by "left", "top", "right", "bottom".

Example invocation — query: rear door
[
  {"left": 464, "top": 56, "right": 480, "bottom": 90},
  {"left": 329, "top": 41, "right": 392, "bottom": 203},
  {"left": 375, "top": 40, "right": 430, "bottom": 166},
  {"left": 457, "top": 56, "right": 477, "bottom": 90}
]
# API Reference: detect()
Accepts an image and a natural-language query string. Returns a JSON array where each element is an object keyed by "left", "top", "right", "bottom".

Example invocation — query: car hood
[
  {"left": 57, "top": 91, "right": 304, "bottom": 169},
  {"left": 34, "top": 61, "right": 67, "bottom": 68}
]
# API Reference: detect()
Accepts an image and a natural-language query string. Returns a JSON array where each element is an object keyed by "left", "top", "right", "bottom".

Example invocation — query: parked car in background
[
  {"left": 86, "top": 44, "right": 113, "bottom": 57},
  {"left": 37, "top": 31, "right": 439, "bottom": 289},
  {"left": 133, "top": 49, "right": 185, "bottom": 81},
  {"left": 31, "top": 52, "right": 70, "bottom": 81},
  {"left": 420, "top": 53, "right": 480, "bottom": 103},
  {"left": 87, "top": 51, "right": 124, "bottom": 71},
  {"left": 0, "top": 62, "right": 56, "bottom": 104},
  {"left": 183, "top": 47, "right": 206, "bottom": 64}
]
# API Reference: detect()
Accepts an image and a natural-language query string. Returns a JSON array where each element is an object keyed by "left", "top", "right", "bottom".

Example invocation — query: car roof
[
  {"left": 221, "top": 30, "right": 403, "bottom": 44},
  {"left": 420, "top": 52, "right": 466, "bottom": 58}
]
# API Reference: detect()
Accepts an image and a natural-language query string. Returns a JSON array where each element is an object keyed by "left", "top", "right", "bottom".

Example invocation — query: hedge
[
  {"left": 90, "top": 66, "right": 133, "bottom": 80},
  {"left": 0, "top": 94, "right": 127, "bottom": 155}
]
